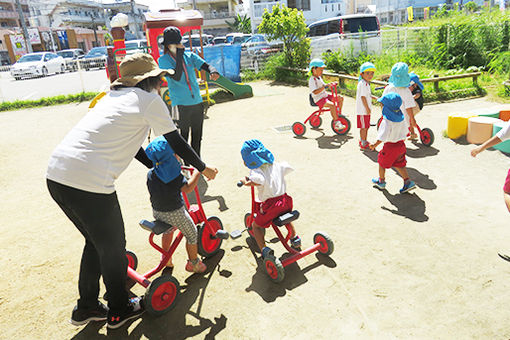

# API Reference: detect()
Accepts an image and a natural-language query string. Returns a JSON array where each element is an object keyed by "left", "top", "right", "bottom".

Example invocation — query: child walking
[
  {"left": 308, "top": 59, "right": 345, "bottom": 130},
  {"left": 356, "top": 62, "right": 377, "bottom": 150},
  {"left": 370, "top": 93, "right": 416, "bottom": 194},
  {"left": 145, "top": 136, "right": 215, "bottom": 274},
  {"left": 240, "top": 139, "right": 301, "bottom": 258},
  {"left": 382, "top": 62, "right": 417, "bottom": 140},
  {"left": 409, "top": 72, "right": 424, "bottom": 118}
]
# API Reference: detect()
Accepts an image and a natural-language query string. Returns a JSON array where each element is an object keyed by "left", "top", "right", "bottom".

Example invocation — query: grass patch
[
  {"left": 0, "top": 92, "right": 99, "bottom": 112},
  {"left": 210, "top": 89, "right": 234, "bottom": 104}
]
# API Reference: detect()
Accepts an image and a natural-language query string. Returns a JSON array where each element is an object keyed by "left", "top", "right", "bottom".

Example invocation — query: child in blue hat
[
  {"left": 369, "top": 93, "right": 416, "bottom": 194},
  {"left": 409, "top": 72, "right": 424, "bottom": 117},
  {"left": 383, "top": 62, "right": 418, "bottom": 140},
  {"left": 145, "top": 136, "right": 217, "bottom": 274},
  {"left": 239, "top": 139, "right": 301, "bottom": 257},
  {"left": 308, "top": 58, "right": 345, "bottom": 131},
  {"left": 356, "top": 62, "right": 377, "bottom": 150}
]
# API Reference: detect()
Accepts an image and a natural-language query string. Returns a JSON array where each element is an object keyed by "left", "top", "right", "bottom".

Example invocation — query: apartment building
[
  {"left": 102, "top": 0, "right": 149, "bottom": 40},
  {"left": 0, "top": 0, "right": 29, "bottom": 28},
  {"left": 28, "top": 0, "right": 106, "bottom": 29},
  {"left": 177, "top": 0, "right": 240, "bottom": 35}
]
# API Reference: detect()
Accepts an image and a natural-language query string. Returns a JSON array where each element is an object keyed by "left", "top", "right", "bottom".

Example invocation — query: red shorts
[
  {"left": 504, "top": 169, "right": 510, "bottom": 194},
  {"left": 253, "top": 194, "right": 293, "bottom": 228},
  {"left": 357, "top": 115, "right": 371, "bottom": 129},
  {"left": 378, "top": 141, "right": 407, "bottom": 169},
  {"left": 315, "top": 94, "right": 333, "bottom": 108}
]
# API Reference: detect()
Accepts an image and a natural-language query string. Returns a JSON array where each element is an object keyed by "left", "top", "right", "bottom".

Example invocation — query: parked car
[
  {"left": 212, "top": 36, "right": 227, "bottom": 45},
  {"left": 226, "top": 33, "right": 252, "bottom": 45},
  {"left": 10, "top": 52, "right": 65, "bottom": 80},
  {"left": 124, "top": 39, "right": 148, "bottom": 55},
  {"left": 181, "top": 34, "right": 213, "bottom": 49},
  {"left": 241, "top": 34, "right": 282, "bottom": 72},
  {"left": 57, "top": 48, "right": 85, "bottom": 71},
  {"left": 307, "top": 14, "right": 382, "bottom": 58},
  {"left": 81, "top": 46, "right": 108, "bottom": 70}
]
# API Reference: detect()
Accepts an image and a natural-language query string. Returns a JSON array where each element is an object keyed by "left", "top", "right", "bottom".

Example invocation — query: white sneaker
[{"left": 334, "top": 121, "right": 345, "bottom": 130}]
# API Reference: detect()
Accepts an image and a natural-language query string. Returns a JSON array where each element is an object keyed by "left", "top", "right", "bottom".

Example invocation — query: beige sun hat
[{"left": 111, "top": 53, "right": 174, "bottom": 87}]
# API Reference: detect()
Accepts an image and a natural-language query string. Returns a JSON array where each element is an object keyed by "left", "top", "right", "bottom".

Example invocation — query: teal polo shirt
[{"left": 158, "top": 52, "right": 205, "bottom": 107}]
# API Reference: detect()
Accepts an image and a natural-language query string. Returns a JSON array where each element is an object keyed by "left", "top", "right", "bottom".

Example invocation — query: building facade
[
  {"left": 249, "top": 0, "right": 347, "bottom": 32},
  {"left": 28, "top": 0, "right": 106, "bottom": 30},
  {"left": 102, "top": 0, "right": 149, "bottom": 40},
  {"left": 177, "top": 0, "right": 240, "bottom": 35}
]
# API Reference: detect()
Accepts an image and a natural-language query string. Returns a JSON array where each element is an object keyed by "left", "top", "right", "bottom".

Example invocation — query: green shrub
[
  {"left": 0, "top": 92, "right": 98, "bottom": 112},
  {"left": 322, "top": 50, "right": 374, "bottom": 74}
]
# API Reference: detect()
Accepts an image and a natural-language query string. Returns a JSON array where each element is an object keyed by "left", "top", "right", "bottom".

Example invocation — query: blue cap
[
  {"left": 309, "top": 58, "right": 326, "bottom": 69},
  {"left": 241, "top": 139, "right": 274, "bottom": 169},
  {"left": 409, "top": 72, "right": 424, "bottom": 90},
  {"left": 389, "top": 62, "right": 411, "bottom": 87},
  {"left": 378, "top": 92, "right": 404, "bottom": 123},
  {"left": 359, "top": 62, "right": 376, "bottom": 80},
  {"left": 145, "top": 136, "right": 182, "bottom": 183}
]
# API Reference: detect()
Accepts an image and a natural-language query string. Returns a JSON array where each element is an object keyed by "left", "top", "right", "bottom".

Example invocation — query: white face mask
[{"left": 168, "top": 44, "right": 177, "bottom": 54}]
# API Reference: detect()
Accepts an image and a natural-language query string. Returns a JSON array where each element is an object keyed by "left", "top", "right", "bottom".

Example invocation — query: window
[
  {"left": 315, "top": 22, "right": 327, "bottom": 36},
  {"left": 327, "top": 20, "right": 340, "bottom": 34},
  {"left": 288, "top": 0, "right": 310, "bottom": 11},
  {"left": 307, "top": 25, "right": 317, "bottom": 37},
  {"left": 343, "top": 17, "right": 379, "bottom": 33}
]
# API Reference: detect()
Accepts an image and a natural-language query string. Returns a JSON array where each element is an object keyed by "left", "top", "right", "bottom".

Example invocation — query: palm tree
[{"left": 226, "top": 14, "right": 251, "bottom": 34}]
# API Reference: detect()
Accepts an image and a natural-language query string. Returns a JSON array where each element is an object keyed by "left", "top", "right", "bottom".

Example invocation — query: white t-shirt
[
  {"left": 383, "top": 85, "right": 415, "bottom": 127},
  {"left": 377, "top": 118, "right": 409, "bottom": 143},
  {"left": 309, "top": 76, "right": 328, "bottom": 103},
  {"left": 356, "top": 79, "right": 372, "bottom": 115},
  {"left": 249, "top": 162, "right": 294, "bottom": 202},
  {"left": 497, "top": 122, "right": 510, "bottom": 141},
  {"left": 47, "top": 87, "right": 177, "bottom": 194}
]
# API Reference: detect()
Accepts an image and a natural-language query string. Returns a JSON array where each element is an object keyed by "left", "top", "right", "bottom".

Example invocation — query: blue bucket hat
[
  {"left": 389, "top": 62, "right": 411, "bottom": 87},
  {"left": 359, "top": 62, "right": 376, "bottom": 80},
  {"left": 409, "top": 72, "right": 424, "bottom": 90},
  {"left": 309, "top": 58, "right": 326, "bottom": 69},
  {"left": 145, "top": 136, "right": 182, "bottom": 183},
  {"left": 378, "top": 92, "right": 404, "bottom": 123},
  {"left": 241, "top": 139, "right": 274, "bottom": 170}
]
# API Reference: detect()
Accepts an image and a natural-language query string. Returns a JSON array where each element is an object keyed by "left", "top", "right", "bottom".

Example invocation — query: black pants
[
  {"left": 47, "top": 179, "right": 128, "bottom": 314},
  {"left": 177, "top": 102, "right": 204, "bottom": 156}
]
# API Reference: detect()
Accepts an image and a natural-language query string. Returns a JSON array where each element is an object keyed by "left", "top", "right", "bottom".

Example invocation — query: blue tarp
[{"left": 202, "top": 45, "right": 241, "bottom": 82}]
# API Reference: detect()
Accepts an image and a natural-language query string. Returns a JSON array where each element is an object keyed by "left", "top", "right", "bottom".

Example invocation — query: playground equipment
[
  {"left": 231, "top": 182, "right": 334, "bottom": 283},
  {"left": 492, "top": 121, "right": 510, "bottom": 153},
  {"left": 126, "top": 167, "right": 228, "bottom": 315},
  {"left": 466, "top": 116, "right": 502, "bottom": 144},
  {"left": 292, "top": 82, "right": 351, "bottom": 137},
  {"left": 376, "top": 116, "right": 434, "bottom": 147}
]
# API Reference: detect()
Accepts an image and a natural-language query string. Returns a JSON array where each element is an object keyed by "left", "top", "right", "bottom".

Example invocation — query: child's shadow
[
  {"left": 406, "top": 141, "right": 440, "bottom": 158},
  {"left": 380, "top": 190, "right": 428, "bottom": 222},
  {"left": 72, "top": 252, "right": 230, "bottom": 339},
  {"left": 185, "top": 176, "right": 229, "bottom": 212},
  {"left": 243, "top": 236, "right": 336, "bottom": 302},
  {"left": 315, "top": 130, "right": 353, "bottom": 150},
  {"left": 363, "top": 150, "right": 437, "bottom": 190}
]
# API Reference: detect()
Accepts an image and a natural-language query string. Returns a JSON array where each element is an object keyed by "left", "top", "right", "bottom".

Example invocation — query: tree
[
  {"left": 258, "top": 4, "right": 310, "bottom": 68},
  {"left": 464, "top": 1, "right": 479, "bottom": 12},
  {"left": 226, "top": 14, "right": 251, "bottom": 34}
]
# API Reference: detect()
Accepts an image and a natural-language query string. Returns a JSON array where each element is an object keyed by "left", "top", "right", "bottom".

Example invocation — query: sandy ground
[{"left": 2, "top": 81, "right": 510, "bottom": 339}]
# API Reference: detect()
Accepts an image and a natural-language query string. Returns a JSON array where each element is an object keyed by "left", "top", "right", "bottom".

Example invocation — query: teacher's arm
[
  {"left": 135, "top": 147, "right": 153, "bottom": 168},
  {"left": 163, "top": 130, "right": 218, "bottom": 180},
  {"left": 201, "top": 63, "right": 220, "bottom": 81}
]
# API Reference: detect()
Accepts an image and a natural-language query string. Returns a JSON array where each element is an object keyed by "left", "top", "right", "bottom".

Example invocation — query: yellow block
[{"left": 447, "top": 113, "right": 476, "bottom": 139}]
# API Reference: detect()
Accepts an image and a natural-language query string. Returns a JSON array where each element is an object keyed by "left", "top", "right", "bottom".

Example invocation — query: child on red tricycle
[{"left": 292, "top": 59, "right": 351, "bottom": 137}]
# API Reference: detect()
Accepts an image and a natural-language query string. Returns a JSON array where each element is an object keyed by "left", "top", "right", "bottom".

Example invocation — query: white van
[
  {"left": 124, "top": 39, "right": 148, "bottom": 55},
  {"left": 307, "top": 14, "right": 382, "bottom": 58}
]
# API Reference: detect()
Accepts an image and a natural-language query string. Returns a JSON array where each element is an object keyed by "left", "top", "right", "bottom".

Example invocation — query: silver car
[{"left": 10, "top": 52, "right": 66, "bottom": 80}]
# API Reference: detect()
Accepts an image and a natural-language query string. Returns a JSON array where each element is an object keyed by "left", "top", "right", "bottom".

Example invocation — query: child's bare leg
[
  {"left": 360, "top": 128, "right": 368, "bottom": 142},
  {"left": 379, "top": 165, "right": 386, "bottom": 181},
  {"left": 338, "top": 96, "right": 344, "bottom": 113},
  {"left": 325, "top": 102, "right": 338, "bottom": 120},
  {"left": 162, "top": 232, "right": 175, "bottom": 267},
  {"left": 252, "top": 222, "right": 266, "bottom": 251},
  {"left": 394, "top": 167, "right": 410, "bottom": 182},
  {"left": 504, "top": 192, "right": 510, "bottom": 213},
  {"left": 185, "top": 243, "right": 199, "bottom": 261},
  {"left": 288, "top": 222, "right": 296, "bottom": 239}
]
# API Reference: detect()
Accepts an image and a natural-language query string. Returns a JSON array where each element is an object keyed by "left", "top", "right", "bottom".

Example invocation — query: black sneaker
[
  {"left": 107, "top": 297, "right": 144, "bottom": 329},
  {"left": 70, "top": 301, "right": 108, "bottom": 326}
]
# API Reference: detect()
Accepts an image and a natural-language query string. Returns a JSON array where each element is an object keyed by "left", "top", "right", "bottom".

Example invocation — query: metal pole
[
  {"left": 49, "top": 17, "right": 57, "bottom": 52},
  {"left": 15, "top": 0, "right": 32, "bottom": 53},
  {"left": 92, "top": 17, "right": 99, "bottom": 47},
  {"left": 130, "top": 0, "right": 141, "bottom": 39}
]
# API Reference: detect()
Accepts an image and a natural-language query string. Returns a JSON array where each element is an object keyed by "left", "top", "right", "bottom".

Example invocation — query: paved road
[{"left": 0, "top": 68, "right": 109, "bottom": 101}]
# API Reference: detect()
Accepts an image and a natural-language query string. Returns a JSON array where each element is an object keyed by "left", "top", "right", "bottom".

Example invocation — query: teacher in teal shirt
[{"left": 158, "top": 26, "right": 220, "bottom": 156}]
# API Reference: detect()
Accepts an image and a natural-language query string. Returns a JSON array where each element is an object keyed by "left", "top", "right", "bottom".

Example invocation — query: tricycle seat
[
  {"left": 139, "top": 219, "right": 175, "bottom": 235},
  {"left": 273, "top": 210, "right": 300, "bottom": 227},
  {"left": 309, "top": 94, "right": 318, "bottom": 107}
]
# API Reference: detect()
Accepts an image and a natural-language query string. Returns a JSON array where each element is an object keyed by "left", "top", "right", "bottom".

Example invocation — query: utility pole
[
  {"left": 15, "top": 0, "right": 32, "bottom": 53},
  {"left": 91, "top": 16, "right": 99, "bottom": 47},
  {"left": 130, "top": 0, "right": 141, "bottom": 39}
]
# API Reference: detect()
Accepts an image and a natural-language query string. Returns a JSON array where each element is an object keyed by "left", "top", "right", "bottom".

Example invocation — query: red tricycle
[
  {"left": 292, "top": 82, "right": 351, "bottom": 137},
  {"left": 125, "top": 167, "right": 228, "bottom": 316},
  {"left": 376, "top": 115, "right": 434, "bottom": 147},
  {"left": 231, "top": 182, "right": 334, "bottom": 283}
]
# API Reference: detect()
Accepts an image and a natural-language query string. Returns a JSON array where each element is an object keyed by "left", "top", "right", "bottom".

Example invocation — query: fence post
[
  {"left": 397, "top": 28, "right": 400, "bottom": 59},
  {"left": 404, "top": 27, "right": 408, "bottom": 51},
  {"left": 473, "top": 74, "right": 478, "bottom": 87},
  {"left": 433, "top": 75, "right": 439, "bottom": 92}
]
